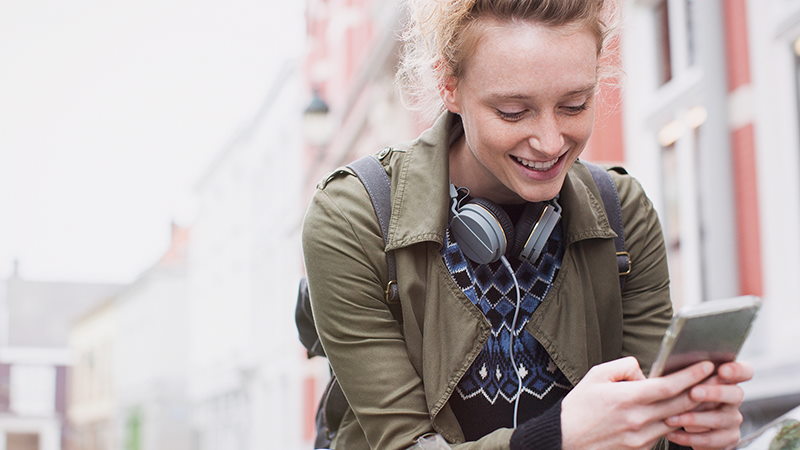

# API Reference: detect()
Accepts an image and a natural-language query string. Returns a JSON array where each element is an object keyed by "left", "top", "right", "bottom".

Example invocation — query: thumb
[{"left": 586, "top": 356, "right": 646, "bottom": 383}]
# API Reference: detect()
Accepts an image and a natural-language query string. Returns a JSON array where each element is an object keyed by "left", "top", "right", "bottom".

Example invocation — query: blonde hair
[{"left": 396, "top": 0, "right": 619, "bottom": 120}]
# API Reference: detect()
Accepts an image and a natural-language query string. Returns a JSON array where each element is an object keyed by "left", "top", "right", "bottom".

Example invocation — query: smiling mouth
[{"left": 513, "top": 155, "right": 560, "bottom": 171}]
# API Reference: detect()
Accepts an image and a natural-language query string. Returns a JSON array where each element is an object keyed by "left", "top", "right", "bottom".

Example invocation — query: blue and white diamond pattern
[{"left": 442, "top": 225, "right": 571, "bottom": 403}]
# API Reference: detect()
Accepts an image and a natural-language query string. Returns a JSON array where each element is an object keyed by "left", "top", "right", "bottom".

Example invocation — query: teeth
[{"left": 514, "top": 156, "right": 558, "bottom": 171}]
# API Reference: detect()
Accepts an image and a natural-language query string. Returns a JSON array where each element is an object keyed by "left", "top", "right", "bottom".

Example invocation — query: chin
[{"left": 517, "top": 183, "right": 562, "bottom": 203}]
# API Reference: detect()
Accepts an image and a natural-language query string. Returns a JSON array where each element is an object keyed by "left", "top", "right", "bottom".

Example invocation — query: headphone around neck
[{"left": 448, "top": 184, "right": 562, "bottom": 265}]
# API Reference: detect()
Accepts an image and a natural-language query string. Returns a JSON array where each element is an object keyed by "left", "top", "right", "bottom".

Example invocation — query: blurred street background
[{"left": 1, "top": 0, "right": 799, "bottom": 448}]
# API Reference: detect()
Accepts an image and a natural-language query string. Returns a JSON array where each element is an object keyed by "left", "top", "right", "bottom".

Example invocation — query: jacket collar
[{"left": 384, "top": 112, "right": 615, "bottom": 251}]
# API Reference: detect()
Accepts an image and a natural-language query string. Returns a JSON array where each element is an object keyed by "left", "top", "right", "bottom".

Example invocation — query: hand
[
  {"left": 561, "top": 357, "right": 714, "bottom": 450},
  {"left": 664, "top": 361, "right": 753, "bottom": 449}
]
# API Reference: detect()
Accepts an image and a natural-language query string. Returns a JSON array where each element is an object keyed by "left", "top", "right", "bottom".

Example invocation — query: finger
[
  {"left": 716, "top": 361, "right": 754, "bottom": 384},
  {"left": 647, "top": 390, "right": 700, "bottom": 421},
  {"left": 696, "top": 373, "right": 721, "bottom": 386},
  {"left": 666, "top": 404, "right": 743, "bottom": 430},
  {"left": 618, "top": 419, "right": 680, "bottom": 450},
  {"left": 689, "top": 375, "right": 723, "bottom": 412},
  {"left": 667, "top": 423, "right": 741, "bottom": 449},
  {"left": 587, "top": 356, "right": 646, "bottom": 382},
  {"left": 691, "top": 401, "right": 718, "bottom": 413},
  {"left": 639, "top": 361, "right": 715, "bottom": 403},
  {"left": 690, "top": 384, "right": 744, "bottom": 406}
]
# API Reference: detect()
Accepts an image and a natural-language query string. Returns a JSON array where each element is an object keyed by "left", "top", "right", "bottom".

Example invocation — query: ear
[{"left": 439, "top": 74, "right": 461, "bottom": 114}]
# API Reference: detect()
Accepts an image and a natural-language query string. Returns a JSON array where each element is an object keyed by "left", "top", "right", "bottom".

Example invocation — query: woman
[{"left": 302, "top": 0, "right": 751, "bottom": 448}]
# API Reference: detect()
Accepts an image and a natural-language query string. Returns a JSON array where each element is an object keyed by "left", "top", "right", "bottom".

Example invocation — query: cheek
[
  {"left": 465, "top": 116, "right": 513, "bottom": 154},
  {"left": 566, "top": 115, "right": 596, "bottom": 144},
  {"left": 476, "top": 121, "right": 526, "bottom": 152}
]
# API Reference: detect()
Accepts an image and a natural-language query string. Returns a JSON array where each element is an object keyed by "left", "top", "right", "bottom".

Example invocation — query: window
[
  {"left": 660, "top": 142, "right": 684, "bottom": 307},
  {"left": 656, "top": 107, "right": 709, "bottom": 307},
  {"left": 10, "top": 365, "right": 55, "bottom": 416},
  {"left": 649, "top": 0, "right": 698, "bottom": 88},
  {"left": 654, "top": 0, "right": 673, "bottom": 86},
  {"left": 6, "top": 432, "right": 40, "bottom": 450}
]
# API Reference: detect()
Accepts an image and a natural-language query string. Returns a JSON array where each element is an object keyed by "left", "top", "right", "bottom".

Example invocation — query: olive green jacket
[{"left": 302, "top": 113, "right": 673, "bottom": 450}]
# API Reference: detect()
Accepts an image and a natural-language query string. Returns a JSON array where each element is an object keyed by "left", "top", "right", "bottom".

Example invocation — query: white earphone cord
[{"left": 499, "top": 255, "right": 523, "bottom": 429}]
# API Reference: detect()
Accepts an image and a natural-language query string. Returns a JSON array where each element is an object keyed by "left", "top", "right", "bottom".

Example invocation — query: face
[{"left": 443, "top": 18, "right": 599, "bottom": 204}]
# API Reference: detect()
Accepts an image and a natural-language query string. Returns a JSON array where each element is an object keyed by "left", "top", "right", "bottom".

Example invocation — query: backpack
[{"left": 295, "top": 156, "right": 629, "bottom": 448}]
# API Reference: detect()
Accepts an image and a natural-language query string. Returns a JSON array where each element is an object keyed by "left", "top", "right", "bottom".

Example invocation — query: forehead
[{"left": 459, "top": 18, "right": 599, "bottom": 96}]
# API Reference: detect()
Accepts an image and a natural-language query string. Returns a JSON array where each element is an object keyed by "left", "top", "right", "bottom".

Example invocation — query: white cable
[{"left": 500, "top": 255, "right": 523, "bottom": 429}]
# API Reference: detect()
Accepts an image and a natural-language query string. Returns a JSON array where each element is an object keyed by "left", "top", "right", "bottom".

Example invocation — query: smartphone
[{"left": 648, "top": 295, "right": 762, "bottom": 378}]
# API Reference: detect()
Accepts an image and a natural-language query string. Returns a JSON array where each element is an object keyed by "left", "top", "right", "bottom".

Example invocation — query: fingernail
[
  {"left": 693, "top": 387, "right": 706, "bottom": 400},
  {"left": 719, "top": 365, "right": 732, "bottom": 377},
  {"left": 703, "top": 362, "right": 715, "bottom": 374},
  {"left": 666, "top": 416, "right": 680, "bottom": 426}
]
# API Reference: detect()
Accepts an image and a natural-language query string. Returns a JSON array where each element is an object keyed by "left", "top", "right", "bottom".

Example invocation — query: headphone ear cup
[
  {"left": 509, "top": 203, "right": 544, "bottom": 260},
  {"left": 450, "top": 197, "right": 514, "bottom": 264}
]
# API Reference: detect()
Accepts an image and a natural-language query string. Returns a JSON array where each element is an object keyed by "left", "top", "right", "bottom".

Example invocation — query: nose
[{"left": 528, "top": 114, "right": 565, "bottom": 156}]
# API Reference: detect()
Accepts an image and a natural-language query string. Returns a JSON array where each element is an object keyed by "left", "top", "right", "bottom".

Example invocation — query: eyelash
[
  {"left": 496, "top": 103, "right": 590, "bottom": 121},
  {"left": 562, "top": 103, "right": 590, "bottom": 115},
  {"left": 497, "top": 110, "right": 526, "bottom": 121}
]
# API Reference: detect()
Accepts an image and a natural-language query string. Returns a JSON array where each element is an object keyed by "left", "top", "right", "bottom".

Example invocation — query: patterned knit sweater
[{"left": 442, "top": 204, "right": 571, "bottom": 443}]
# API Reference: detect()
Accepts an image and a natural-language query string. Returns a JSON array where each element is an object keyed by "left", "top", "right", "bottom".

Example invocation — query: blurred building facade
[
  {"left": 0, "top": 265, "right": 120, "bottom": 450},
  {"left": 67, "top": 224, "right": 192, "bottom": 450},
  {"left": 68, "top": 299, "right": 116, "bottom": 450},
  {"left": 620, "top": 0, "right": 800, "bottom": 431},
  {"left": 738, "top": 0, "right": 800, "bottom": 428},
  {"left": 186, "top": 60, "right": 308, "bottom": 450},
  {"left": 113, "top": 225, "right": 191, "bottom": 450},
  {"left": 65, "top": 58, "right": 311, "bottom": 450},
  {"left": 301, "top": 0, "right": 800, "bottom": 440},
  {"left": 302, "top": 0, "right": 420, "bottom": 191}
]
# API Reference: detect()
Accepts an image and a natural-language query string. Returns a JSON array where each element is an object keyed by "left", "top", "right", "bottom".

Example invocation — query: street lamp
[{"left": 302, "top": 89, "right": 333, "bottom": 148}]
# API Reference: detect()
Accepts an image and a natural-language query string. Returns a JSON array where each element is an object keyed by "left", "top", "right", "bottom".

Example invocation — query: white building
[
  {"left": 68, "top": 224, "right": 192, "bottom": 450},
  {"left": 187, "top": 60, "right": 315, "bottom": 450},
  {"left": 112, "top": 225, "right": 192, "bottom": 450},
  {"left": 69, "top": 299, "right": 116, "bottom": 450},
  {"left": 0, "top": 265, "right": 120, "bottom": 450}
]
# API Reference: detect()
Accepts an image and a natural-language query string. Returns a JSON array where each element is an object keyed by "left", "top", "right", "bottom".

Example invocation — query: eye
[
  {"left": 561, "top": 103, "right": 590, "bottom": 115},
  {"left": 496, "top": 109, "right": 527, "bottom": 121}
]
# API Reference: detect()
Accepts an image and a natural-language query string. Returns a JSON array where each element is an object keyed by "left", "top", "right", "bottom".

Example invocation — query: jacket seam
[{"left": 387, "top": 144, "right": 414, "bottom": 246}]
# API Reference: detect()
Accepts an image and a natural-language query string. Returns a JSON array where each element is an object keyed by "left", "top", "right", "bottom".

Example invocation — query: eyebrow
[{"left": 486, "top": 85, "right": 597, "bottom": 101}]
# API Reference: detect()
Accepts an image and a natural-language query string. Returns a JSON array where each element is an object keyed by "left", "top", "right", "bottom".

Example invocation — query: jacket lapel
[{"left": 385, "top": 113, "right": 455, "bottom": 251}]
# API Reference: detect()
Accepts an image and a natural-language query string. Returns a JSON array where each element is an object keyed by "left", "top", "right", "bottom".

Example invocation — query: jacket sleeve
[
  {"left": 302, "top": 174, "right": 515, "bottom": 450},
  {"left": 613, "top": 172, "right": 673, "bottom": 373}
]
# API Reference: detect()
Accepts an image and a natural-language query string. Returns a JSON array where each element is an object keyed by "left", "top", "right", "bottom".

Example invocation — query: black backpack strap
[
  {"left": 347, "top": 155, "right": 402, "bottom": 324},
  {"left": 583, "top": 161, "right": 631, "bottom": 290}
]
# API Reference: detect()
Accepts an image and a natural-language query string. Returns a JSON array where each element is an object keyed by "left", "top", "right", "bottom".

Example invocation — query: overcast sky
[{"left": 0, "top": 0, "right": 305, "bottom": 283}]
